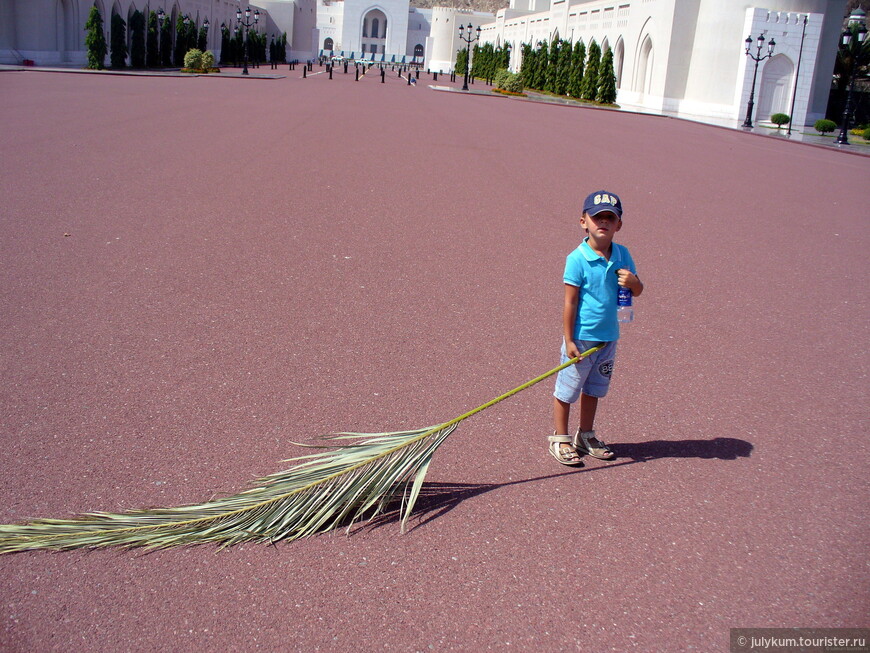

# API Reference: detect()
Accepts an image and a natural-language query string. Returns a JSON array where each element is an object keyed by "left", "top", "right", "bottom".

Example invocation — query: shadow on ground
[{"left": 358, "top": 437, "right": 753, "bottom": 534}]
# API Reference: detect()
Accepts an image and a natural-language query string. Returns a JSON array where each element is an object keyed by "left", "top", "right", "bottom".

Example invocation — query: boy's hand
[
  {"left": 616, "top": 269, "right": 643, "bottom": 295},
  {"left": 565, "top": 340, "right": 583, "bottom": 360}
]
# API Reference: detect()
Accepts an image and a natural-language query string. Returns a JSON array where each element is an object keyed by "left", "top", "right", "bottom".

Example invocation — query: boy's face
[{"left": 580, "top": 210, "right": 622, "bottom": 239}]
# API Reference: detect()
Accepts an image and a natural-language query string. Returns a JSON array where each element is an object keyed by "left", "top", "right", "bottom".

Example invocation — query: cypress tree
[
  {"left": 567, "top": 40, "right": 585, "bottom": 97},
  {"left": 130, "top": 11, "right": 146, "bottom": 68},
  {"left": 456, "top": 48, "right": 468, "bottom": 76},
  {"left": 555, "top": 39, "right": 572, "bottom": 95},
  {"left": 174, "top": 16, "right": 187, "bottom": 66},
  {"left": 545, "top": 40, "right": 559, "bottom": 93},
  {"left": 519, "top": 44, "right": 533, "bottom": 86},
  {"left": 219, "top": 25, "right": 229, "bottom": 65},
  {"left": 84, "top": 6, "right": 107, "bottom": 70},
  {"left": 110, "top": 13, "right": 127, "bottom": 69},
  {"left": 146, "top": 11, "right": 159, "bottom": 68},
  {"left": 580, "top": 39, "right": 601, "bottom": 101},
  {"left": 535, "top": 41, "right": 548, "bottom": 90},
  {"left": 198, "top": 26, "right": 208, "bottom": 52},
  {"left": 598, "top": 48, "right": 617, "bottom": 104},
  {"left": 160, "top": 15, "right": 172, "bottom": 67},
  {"left": 281, "top": 33, "right": 288, "bottom": 63},
  {"left": 470, "top": 44, "right": 480, "bottom": 79}
]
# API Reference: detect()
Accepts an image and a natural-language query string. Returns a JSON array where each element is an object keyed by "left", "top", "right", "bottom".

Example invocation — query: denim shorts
[{"left": 553, "top": 339, "right": 618, "bottom": 403}]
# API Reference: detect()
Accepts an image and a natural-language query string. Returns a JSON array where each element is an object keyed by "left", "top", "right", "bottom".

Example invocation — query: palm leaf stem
[{"left": 0, "top": 346, "right": 601, "bottom": 554}]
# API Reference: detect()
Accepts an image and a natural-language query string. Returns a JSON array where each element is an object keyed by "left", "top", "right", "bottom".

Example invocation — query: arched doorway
[
  {"left": 56, "top": 0, "right": 76, "bottom": 62},
  {"left": 324, "top": 37, "right": 334, "bottom": 51},
  {"left": 634, "top": 34, "right": 653, "bottom": 99},
  {"left": 756, "top": 54, "right": 794, "bottom": 121},
  {"left": 361, "top": 9, "right": 386, "bottom": 55}
]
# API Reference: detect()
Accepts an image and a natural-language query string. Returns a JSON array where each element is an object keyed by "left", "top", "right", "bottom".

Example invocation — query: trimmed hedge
[
  {"left": 494, "top": 68, "right": 524, "bottom": 93},
  {"left": 770, "top": 113, "right": 790, "bottom": 129},
  {"left": 814, "top": 119, "right": 837, "bottom": 134}
]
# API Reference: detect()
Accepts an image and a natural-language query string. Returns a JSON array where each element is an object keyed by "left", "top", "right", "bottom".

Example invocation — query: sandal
[
  {"left": 548, "top": 434, "right": 584, "bottom": 466},
  {"left": 573, "top": 429, "right": 615, "bottom": 460}
]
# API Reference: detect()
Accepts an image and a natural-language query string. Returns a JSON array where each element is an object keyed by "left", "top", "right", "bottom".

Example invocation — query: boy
[{"left": 549, "top": 190, "right": 643, "bottom": 466}]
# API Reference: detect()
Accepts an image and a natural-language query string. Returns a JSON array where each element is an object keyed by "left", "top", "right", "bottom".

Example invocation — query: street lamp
[
  {"left": 786, "top": 15, "right": 808, "bottom": 137},
  {"left": 458, "top": 23, "right": 481, "bottom": 91},
  {"left": 235, "top": 6, "right": 260, "bottom": 75},
  {"left": 157, "top": 8, "right": 165, "bottom": 65},
  {"left": 202, "top": 18, "right": 209, "bottom": 50},
  {"left": 835, "top": 20, "right": 868, "bottom": 145},
  {"left": 742, "top": 33, "right": 776, "bottom": 129}
]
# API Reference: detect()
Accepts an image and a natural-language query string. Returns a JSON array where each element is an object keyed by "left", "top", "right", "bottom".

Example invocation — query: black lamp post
[
  {"left": 835, "top": 20, "right": 868, "bottom": 145},
  {"left": 157, "top": 8, "right": 165, "bottom": 64},
  {"left": 458, "top": 23, "right": 481, "bottom": 91},
  {"left": 742, "top": 33, "right": 776, "bottom": 129},
  {"left": 202, "top": 18, "right": 209, "bottom": 51},
  {"left": 786, "top": 15, "right": 808, "bottom": 137},
  {"left": 235, "top": 6, "right": 260, "bottom": 75}
]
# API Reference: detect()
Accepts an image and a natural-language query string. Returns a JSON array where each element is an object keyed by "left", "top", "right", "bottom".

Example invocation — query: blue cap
[{"left": 582, "top": 190, "right": 623, "bottom": 218}]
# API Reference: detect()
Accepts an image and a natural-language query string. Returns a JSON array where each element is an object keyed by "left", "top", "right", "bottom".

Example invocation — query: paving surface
[{"left": 0, "top": 66, "right": 868, "bottom": 652}]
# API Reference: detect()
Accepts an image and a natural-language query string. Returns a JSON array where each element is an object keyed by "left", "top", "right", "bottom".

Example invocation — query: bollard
[
  {"left": 433, "top": 71, "right": 438, "bottom": 81},
  {"left": 381, "top": 68, "right": 385, "bottom": 83},
  {"left": 407, "top": 73, "right": 411, "bottom": 85},
  {"left": 303, "top": 66, "right": 306, "bottom": 78},
  {"left": 415, "top": 69, "right": 419, "bottom": 80},
  {"left": 329, "top": 65, "right": 333, "bottom": 79},
  {"left": 344, "top": 62, "right": 348, "bottom": 74}
]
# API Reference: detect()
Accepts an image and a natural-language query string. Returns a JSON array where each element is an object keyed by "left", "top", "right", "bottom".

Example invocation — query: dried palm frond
[{"left": 0, "top": 346, "right": 602, "bottom": 554}]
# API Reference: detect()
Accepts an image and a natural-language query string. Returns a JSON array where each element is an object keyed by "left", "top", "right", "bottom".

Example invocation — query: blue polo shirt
[{"left": 564, "top": 238, "right": 636, "bottom": 342}]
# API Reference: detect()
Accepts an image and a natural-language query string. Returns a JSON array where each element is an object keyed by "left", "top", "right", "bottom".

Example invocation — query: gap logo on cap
[{"left": 583, "top": 190, "right": 623, "bottom": 218}]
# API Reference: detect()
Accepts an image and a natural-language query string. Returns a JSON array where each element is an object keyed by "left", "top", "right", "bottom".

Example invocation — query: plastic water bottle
[{"left": 617, "top": 286, "right": 634, "bottom": 323}]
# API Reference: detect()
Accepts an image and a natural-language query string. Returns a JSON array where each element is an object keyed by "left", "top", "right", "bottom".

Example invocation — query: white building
[
  {"left": 0, "top": 0, "right": 849, "bottom": 128},
  {"left": 310, "top": 0, "right": 431, "bottom": 61},
  {"left": 464, "top": 0, "right": 847, "bottom": 127}
]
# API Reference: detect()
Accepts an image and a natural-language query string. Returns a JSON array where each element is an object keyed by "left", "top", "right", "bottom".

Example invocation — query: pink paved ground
[{"left": 1, "top": 67, "right": 868, "bottom": 652}]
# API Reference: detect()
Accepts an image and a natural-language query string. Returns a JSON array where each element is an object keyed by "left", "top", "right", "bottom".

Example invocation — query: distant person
[{"left": 549, "top": 190, "right": 643, "bottom": 466}]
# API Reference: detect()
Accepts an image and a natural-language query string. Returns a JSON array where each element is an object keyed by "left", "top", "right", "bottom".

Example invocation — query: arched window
[
  {"left": 414, "top": 44, "right": 424, "bottom": 57},
  {"left": 371, "top": 18, "right": 379, "bottom": 39}
]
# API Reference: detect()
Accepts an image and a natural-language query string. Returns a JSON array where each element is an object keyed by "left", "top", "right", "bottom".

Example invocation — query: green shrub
[
  {"left": 183, "top": 48, "right": 203, "bottom": 71},
  {"left": 84, "top": 6, "right": 107, "bottom": 70},
  {"left": 110, "top": 13, "right": 127, "bottom": 69},
  {"left": 770, "top": 113, "right": 790, "bottom": 129},
  {"left": 814, "top": 119, "right": 837, "bottom": 134},
  {"left": 863, "top": 126, "right": 870, "bottom": 141},
  {"left": 493, "top": 68, "right": 524, "bottom": 94},
  {"left": 201, "top": 50, "right": 215, "bottom": 70},
  {"left": 597, "top": 48, "right": 617, "bottom": 104},
  {"left": 129, "top": 10, "right": 146, "bottom": 69},
  {"left": 504, "top": 72, "right": 525, "bottom": 94}
]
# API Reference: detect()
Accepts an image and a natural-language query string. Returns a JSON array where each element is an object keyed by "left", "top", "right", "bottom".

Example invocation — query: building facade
[
  {"left": 0, "top": 0, "right": 848, "bottom": 128},
  {"left": 462, "top": 0, "right": 846, "bottom": 127}
]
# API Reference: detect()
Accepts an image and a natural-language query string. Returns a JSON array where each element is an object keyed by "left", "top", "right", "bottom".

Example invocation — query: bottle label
[{"left": 618, "top": 287, "right": 632, "bottom": 307}]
